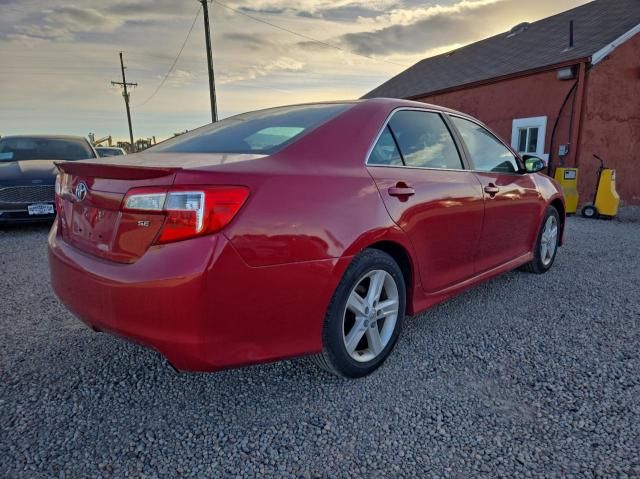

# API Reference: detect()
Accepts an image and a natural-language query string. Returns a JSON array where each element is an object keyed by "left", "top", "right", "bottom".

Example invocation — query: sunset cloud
[{"left": 0, "top": 0, "right": 588, "bottom": 140}]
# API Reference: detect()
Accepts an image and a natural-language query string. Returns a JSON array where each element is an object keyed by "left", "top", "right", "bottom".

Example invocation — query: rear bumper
[{"left": 48, "top": 220, "right": 349, "bottom": 371}]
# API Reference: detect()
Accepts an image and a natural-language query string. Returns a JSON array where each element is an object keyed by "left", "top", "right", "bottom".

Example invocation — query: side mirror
[{"left": 523, "top": 155, "right": 545, "bottom": 174}]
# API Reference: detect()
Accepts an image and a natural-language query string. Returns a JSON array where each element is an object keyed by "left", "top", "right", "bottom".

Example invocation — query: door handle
[
  {"left": 484, "top": 183, "right": 500, "bottom": 196},
  {"left": 388, "top": 183, "right": 415, "bottom": 197}
]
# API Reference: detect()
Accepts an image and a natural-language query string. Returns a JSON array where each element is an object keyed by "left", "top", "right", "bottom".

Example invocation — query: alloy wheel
[
  {"left": 342, "top": 270, "right": 399, "bottom": 362},
  {"left": 540, "top": 215, "right": 558, "bottom": 266}
]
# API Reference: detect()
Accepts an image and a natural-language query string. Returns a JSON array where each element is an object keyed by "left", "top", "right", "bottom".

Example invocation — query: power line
[
  {"left": 136, "top": 5, "right": 201, "bottom": 107},
  {"left": 111, "top": 52, "right": 137, "bottom": 151},
  {"left": 200, "top": 0, "right": 219, "bottom": 122},
  {"left": 211, "top": 0, "right": 407, "bottom": 68}
]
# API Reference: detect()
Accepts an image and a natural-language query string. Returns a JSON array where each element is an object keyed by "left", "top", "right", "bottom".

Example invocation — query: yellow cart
[{"left": 581, "top": 155, "right": 620, "bottom": 219}]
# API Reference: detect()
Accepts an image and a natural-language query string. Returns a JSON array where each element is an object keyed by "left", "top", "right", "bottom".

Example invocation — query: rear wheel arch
[
  {"left": 365, "top": 240, "right": 415, "bottom": 315},
  {"left": 314, "top": 248, "right": 406, "bottom": 377}
]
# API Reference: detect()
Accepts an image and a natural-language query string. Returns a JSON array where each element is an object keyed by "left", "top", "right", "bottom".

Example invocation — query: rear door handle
[
  {"left": 388, "top": 184, "right": 415, "bottom": 197},
  {"left": 484, "top": 184, "right": 500, "bottom": 196}
]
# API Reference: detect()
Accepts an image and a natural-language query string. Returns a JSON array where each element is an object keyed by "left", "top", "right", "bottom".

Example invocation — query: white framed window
[{"left": 511, "top": 116, "right": 547, "bottom": 161}]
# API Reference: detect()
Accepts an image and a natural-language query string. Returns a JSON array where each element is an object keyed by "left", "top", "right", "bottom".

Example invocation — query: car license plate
[{"left": 28, "top": 203, "right": 54, "bottom": 215}]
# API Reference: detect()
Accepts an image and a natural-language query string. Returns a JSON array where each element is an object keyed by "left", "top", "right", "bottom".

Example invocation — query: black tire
[
  {"left": 520, "top": 206, "right": 560, "bottom": 274},
  {"left": 581, "top": 204, "right": 598, "bottom": 219},
  {"left": 312, "top": 249, "right": 406, "bottom": 378}
]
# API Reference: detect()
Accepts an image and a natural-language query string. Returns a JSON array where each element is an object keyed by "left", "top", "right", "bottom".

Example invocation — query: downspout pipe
[{"left": 547, "top": 79, "right": 579, "bottom": 175}]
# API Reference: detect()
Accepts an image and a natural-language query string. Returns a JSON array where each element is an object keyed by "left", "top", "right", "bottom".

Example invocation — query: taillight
[
  {"left": 54, "top": 174, "right": 62, "bottom": 213},
  {"left": 123, "top": 186, "right": 249, "bottom": 244}
]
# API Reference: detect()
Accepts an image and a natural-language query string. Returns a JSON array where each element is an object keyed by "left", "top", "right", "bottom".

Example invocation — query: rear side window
[
  {"left": 0, "top": 137, "right": 95, "bottom": 161},
  {"left": 152, "top": 104, "right": 350, "bottom": 155},
  {"left": 387, "top": 110, "right": 463, "bottom": 169},
  {"left": 450, "top": 116, "right": 520, "bottom": 173},
  {"left": 368, "top": 127, "right": 403, "bottom": 166}
]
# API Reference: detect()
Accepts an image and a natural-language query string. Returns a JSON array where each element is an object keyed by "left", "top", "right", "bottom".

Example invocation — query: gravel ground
[{"left": 1, "top": 217, "right": 639, "bottom": 479}]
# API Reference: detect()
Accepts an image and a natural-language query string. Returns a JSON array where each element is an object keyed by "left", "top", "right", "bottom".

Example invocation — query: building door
[{"left": 449, "top": 115, "right": 542, "bottom": 273}]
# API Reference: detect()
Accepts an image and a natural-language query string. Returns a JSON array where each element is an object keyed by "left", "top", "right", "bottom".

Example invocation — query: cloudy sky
[{"left": 0, "top": 0, "right": 589, "bottom": 141}]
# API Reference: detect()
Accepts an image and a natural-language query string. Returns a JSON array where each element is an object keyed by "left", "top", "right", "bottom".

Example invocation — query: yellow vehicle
[
  {"left": 554, "top": 167, "right": 579, "bottom": 214},
  {"left": 581, "top": 155, "right": 620, "bottom": 219}
]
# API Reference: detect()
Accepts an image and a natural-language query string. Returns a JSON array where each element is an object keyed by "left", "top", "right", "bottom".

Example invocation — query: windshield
[
  {"left": 0, "top": 137, "right": 96, "bottom": 162},
  {"left": 151, "top": 103, "right": 351, "bottom": 155}
]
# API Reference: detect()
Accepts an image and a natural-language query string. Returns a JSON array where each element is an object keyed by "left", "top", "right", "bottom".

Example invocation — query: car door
[
  {"left": 448, "top": 115, "right": 542, "bottom": 273},
  {"left": 366, "top": 109, "right": 485, "bottom": 294}
]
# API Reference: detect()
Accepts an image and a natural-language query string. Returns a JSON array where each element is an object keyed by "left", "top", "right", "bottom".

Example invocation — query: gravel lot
[{"left": 1, "top": 217, "right": 639, "bottom": 478}]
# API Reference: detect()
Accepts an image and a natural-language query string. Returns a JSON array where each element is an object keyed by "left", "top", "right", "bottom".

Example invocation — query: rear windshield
[
  {"left": 151, "top": 103, "right": 350, "bottom": 155},
  {"left": 0, "top": 137, "right": 96, "bottom": 161}
]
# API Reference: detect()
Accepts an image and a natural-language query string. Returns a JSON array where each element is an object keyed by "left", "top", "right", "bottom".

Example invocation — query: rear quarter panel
[
  {"left": 213, "top": 101, "right": 407, "bottom": 267},
  {"left": 173, "top": 101, "right": 425, "bottom": 360}
]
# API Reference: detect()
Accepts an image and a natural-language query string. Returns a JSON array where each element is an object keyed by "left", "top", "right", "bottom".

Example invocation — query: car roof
[
  {"left": 255, "top": 98, "right": 461, "bottom": 114},
  {"left": 226, "top": 99, "right": 471, "bottom": 123},
  {"left": 359, "top": 97, "right": 471, "bottom": 117}
]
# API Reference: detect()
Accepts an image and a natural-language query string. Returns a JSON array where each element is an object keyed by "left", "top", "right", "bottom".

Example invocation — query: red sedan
[{"left": 49, "top": 99, "right": 565, "bottom": 378}]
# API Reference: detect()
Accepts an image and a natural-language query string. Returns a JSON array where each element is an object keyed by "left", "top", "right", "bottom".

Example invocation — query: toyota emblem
[{"left": 75, "top": 182, "right": 88, "bottom": 201}]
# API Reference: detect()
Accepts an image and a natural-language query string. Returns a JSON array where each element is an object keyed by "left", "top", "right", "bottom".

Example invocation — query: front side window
[
  {"left": 450, "top": 116, "right": 520, "bottom": 173},
  {"left": 151, "top": 103, "right": 350, "bottom": 155},
  {"left": 388, "top": 111, "right": 463, "bottom": 169}
]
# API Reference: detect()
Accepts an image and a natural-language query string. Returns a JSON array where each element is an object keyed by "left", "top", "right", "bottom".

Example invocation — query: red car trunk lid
[{"left": 56, "top": 162, "right": 179, "bottom": 263}]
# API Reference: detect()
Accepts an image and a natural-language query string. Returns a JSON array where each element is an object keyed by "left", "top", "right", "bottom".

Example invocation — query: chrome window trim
[
  {"left": 365, "top": 107, "right": 468, "bottom": 172},
  {"left": 364, "top": 163, "right": 470, "bottom": 173},
  {"left": 365, "top": 107, "right": 527, "bottom": 176}
]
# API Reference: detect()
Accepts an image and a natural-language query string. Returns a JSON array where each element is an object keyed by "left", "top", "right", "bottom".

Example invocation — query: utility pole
[
  {"left": 111, "top": 52, "right": 138, "bottom": 152},
  {"left": 199, "top": 0, "right": 218, "bottom": 122}
]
